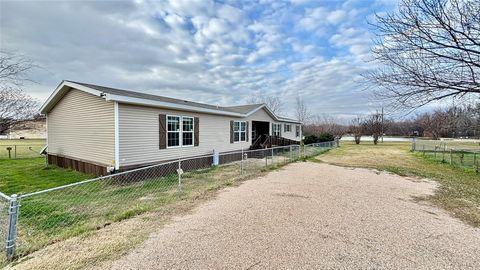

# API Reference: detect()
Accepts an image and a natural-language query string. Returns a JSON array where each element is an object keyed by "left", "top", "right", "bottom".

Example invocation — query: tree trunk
[{"left": 354, "top": 135, "right": 361, "bottom": 144}]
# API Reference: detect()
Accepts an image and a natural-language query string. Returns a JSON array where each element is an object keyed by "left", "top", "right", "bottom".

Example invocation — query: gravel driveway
[{"left": 109, "top": 162, "right": 480, "bottom": 269}]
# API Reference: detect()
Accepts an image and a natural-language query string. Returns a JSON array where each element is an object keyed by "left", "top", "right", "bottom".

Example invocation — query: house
[{"left": 40, "top": 81, "right": 302, "bottom": 175}]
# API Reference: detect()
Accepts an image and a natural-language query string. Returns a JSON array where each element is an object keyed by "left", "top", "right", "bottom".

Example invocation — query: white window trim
[
  {"left": 166, "top": 115, "right": 195, "bottom": 148},
  {"left": 284, "top": 124, "right": 292, "bottom": 132},
  {"left": 182, "top": 116, "right": 194, "bottom": 147},
  {"left": 272, "top": 123, "right": 281, "bottom": 137},
  {"left": 233, "top": 121, "right": 247, "bottom": 143},
  {"left": 296, "top": 125, "right": 300, "bottom": 137}
]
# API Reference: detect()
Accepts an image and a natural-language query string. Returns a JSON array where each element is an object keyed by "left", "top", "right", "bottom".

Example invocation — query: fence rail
[
  {"left": 412, "top": 139, "right": 480, "bottom": 172},
  {"left": 0, "top": 144, "right": 45, "bottom": 159},
  {"left": 0, "top": 141, "right": 337, "bottom": 262}
]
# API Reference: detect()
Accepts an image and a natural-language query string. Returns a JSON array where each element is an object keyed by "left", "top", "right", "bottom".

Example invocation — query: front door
[{"left": 252, "top": 121, "right": 270, "bottom": 143}]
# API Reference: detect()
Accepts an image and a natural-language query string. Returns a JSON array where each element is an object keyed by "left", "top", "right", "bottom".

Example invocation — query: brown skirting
[
  {"left": 48, "top": 154, "right": 107, "bottom": 176},
  {"left": 47, "top": 147, "right": 278, "bottom": 178}
]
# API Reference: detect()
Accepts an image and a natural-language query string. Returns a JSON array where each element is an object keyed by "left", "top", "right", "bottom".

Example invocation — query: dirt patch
[{"left": 105, "top": 162, "right": 480, "bottom": 269}]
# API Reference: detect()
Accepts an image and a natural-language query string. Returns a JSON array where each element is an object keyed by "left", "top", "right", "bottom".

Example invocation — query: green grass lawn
[
  {"left": 319, "top": 142, "right": 480, "bottom": 227},
  {"left": 1, "top": 148, "right": 309, "bottom": 260},
  {"left": 422, "top": 150, "right": 479, "bottom": 172},
  {"left": 0, "top": 158, "right": 94, "bottom": 195},
  {"left": 0, "top": 139, "right": 46, "bottom": 159},
  {"left": 416, "top": 139, "right": 480, "bottom": 151}
]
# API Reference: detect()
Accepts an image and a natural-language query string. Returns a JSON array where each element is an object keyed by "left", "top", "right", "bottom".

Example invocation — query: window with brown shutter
[
  {"left": 232, "top": 121, "right": 247, "bottom": 142},
  {"left": 159, "top": 114, "right": 167, "bottom": 149}
]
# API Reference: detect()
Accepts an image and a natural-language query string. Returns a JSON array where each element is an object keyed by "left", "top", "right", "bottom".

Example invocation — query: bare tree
[
  {"left": 367, "top": 0, "right": 480, "bottom": 109},
  {"left": 416, "top": 110, "right": 449, "bottom": 139},
  {"left": 304, "top": 114, "right": 347, "bottom": 136},
  {"left": 295, "top": 96, "right": 311, "bottom": 124},
  {"left": 363, "top": 113, "right": 384, "bottom": 145},
  {"left": 349, "top": 116, "right": 364, "bottom": 144},
  {"left": 0, "top": 51, "right": 37, "bottom": 135},
  {"left": 247, "top": 95, "right": 283, "bottom": 115}
]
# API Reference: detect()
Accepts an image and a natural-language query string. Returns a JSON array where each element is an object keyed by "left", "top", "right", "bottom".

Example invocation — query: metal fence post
[
  {"left": 450, "top": 149, "right": 453, "bottom": 165},
  {"left": 14, "top": 145, "right": 17, "bottom": 159},
  {"left": 474, "top": 152, "right": 477, "bottom": 172},
  {"left": 6, "top": 194, "right": 19, "bottom": 261},
  {"left": 434, "top": 146, "right": 437, "bottom": 159},
  {"left": 271, "top": 148, "right": 274, "bottom": 166},
  {"left": 241, "top": 148, "right": 244, "bottom": 174},
  {"left": 289, "top": 145, "right": 293, "bottom": 161},
  {"left": 177, "top": 161, "right": 182, "bottom": 192}
]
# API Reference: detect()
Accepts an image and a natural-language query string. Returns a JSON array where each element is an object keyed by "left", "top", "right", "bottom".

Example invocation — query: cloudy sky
[{"left": 1, "top": 0, "right": 397, "bottom": 121}]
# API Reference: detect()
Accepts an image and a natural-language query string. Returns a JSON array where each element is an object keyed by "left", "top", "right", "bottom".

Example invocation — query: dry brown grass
[
  {"left": 8, "top": 161, "right": 273, "bottom": 269},
  {"left": 318, "top": 142, "right": 480, "bottom": 227},
  {"left": 11, "top": 183, "right": 235, "bottom": 270}
]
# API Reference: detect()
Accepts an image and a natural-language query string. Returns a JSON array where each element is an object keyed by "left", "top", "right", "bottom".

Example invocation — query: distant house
[
  {"left": 40, "top": 81, "right": 301, "bottom": 175},
  {"left": 7, "top": 116, "right": 46, "bottom": 139}
]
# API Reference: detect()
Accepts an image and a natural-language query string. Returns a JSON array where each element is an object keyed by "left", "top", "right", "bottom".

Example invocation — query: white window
[
  {"left": 234, "top": 121, "right": 247, "bottom": 142},
  {"left": 167, "top": 116, "right": 180, "bottom": 147},
  {"left": 272, "top": 123, "right": 281, "bottom": 137},
  {"left": 182, "top": 117, "right": 194, "bottom": 146},
  {"left": 167, "top": 115, "right": 194, "bottom": 147},
  {"left": 284, "top": 124, "right": 292, "bottom": 132},
  {"left": 296, "top": 125, "right": 300, "bottom": 137}
]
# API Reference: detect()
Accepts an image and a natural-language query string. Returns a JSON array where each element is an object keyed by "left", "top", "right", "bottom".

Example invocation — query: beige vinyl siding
[
  {"left": 118, "top": 104, "right": 301, "bottom": 167},
  {"left": 280, "top": 123, "right": 301, "bottom": 140},
  {"left": 249, "top": 108, "right": 300, "bottom": 140},
  {"left": 118, "top": 104, "right": 248, "bottom": 167},
  {"left": 119, "top": 105, "right": 287, "bottom": 167},
  {"left": 47, "top": 89, "right": 115, "bottom": 166}
]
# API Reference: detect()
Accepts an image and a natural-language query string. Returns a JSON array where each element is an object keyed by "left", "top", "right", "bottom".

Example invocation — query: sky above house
[{"left": 0, "top": 0, "right": 399, "bottom": 122}]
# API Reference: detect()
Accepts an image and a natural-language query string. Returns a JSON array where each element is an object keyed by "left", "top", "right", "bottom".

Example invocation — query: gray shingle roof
[
  {"left": 66, "top": 81, "right": 264, "bottom": 114},
  {"left": 223, "top": 104, "right": 264, "bottom": 114}
]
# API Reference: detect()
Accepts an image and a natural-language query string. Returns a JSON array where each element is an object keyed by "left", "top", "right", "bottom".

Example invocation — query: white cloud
[
  {"left": 327, "top": 10, "right": 347, "bottom": 25},
  {"left": 0, "top": 0, "right": 393, "bottom": 119}
]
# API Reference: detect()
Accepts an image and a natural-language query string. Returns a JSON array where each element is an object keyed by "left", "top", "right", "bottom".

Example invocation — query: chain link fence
[
  {"left": 0, "top": 193, "right": 9, "bottom": 263},
  {"left": 412, "top": 139, "right": 480, "bottom": 172},
  {"left": 0, "top": 144, "right": 45, "bottom": 159},
  {"left": 0, "top": 142, "right": 336, "bottom": 262}
]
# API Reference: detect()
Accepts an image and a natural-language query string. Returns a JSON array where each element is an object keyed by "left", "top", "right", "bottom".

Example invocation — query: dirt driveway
[{"left": 108, "top": 162, "right": 480, "bottom": 269}]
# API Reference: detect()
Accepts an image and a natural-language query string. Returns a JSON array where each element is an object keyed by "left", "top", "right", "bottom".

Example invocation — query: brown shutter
[
  {"left": 230, "top": 120, "right": 234, "bottom": 143},
  {"left": 246, "top": 121, "right": 249, "bottom": 142},
  {"left": 194, "top": 117, "right": 199, "bottom": 146},
  {"left": 159, "top": 114, "right": 167, "bottom": 149}
]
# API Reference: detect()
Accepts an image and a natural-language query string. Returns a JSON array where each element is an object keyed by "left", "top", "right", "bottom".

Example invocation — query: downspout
[{"left": 114, "top": 101, "right": 120, "bottom": 171}]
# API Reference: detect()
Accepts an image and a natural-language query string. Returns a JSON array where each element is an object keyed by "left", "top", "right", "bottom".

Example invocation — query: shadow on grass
[{"left": 11, "top": 150, "right": 331, "bottom": 261}]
